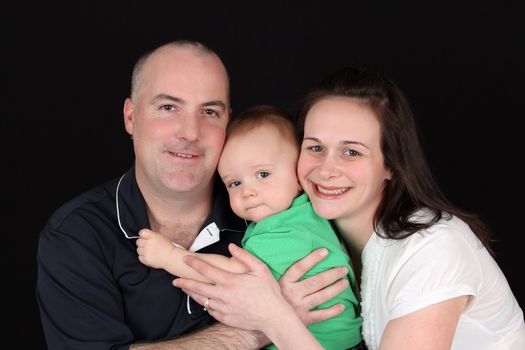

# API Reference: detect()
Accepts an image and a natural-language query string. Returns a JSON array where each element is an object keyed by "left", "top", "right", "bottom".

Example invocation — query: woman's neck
[
  {"left": 335, "top": 215, "right": 375, "bottom": 288},
  {"left": 335, "top": 215, "right": 375, "bottom": 257}
]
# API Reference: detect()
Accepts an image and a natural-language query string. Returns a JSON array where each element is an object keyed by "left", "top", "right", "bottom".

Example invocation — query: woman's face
[{"left": 297, "top": 96, "right": 391, "bottom": 223}]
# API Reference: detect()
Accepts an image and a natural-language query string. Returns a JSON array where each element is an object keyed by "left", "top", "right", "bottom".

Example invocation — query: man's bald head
[{"left": 130, "top": 40, "right": 230, "bottom": 103}]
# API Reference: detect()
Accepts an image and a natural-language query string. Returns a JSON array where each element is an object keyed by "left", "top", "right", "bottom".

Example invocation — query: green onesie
[{"left": 242, "top": 193, "right": 362, "bottom": 350}]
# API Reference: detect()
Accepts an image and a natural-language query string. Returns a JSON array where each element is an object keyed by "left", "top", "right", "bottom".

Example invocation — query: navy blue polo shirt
[{"left": 36, "top": 166, "right": 246, "bottom": 350}]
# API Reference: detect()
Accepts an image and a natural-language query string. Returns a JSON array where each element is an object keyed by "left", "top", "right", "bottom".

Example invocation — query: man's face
[{"left": 124, "top": 46, "right": 230, "bottom": 197}]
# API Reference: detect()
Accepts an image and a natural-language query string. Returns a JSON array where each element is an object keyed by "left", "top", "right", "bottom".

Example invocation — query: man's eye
[
  {"left": 160, "top": 105, "right": 177, "bottom": 112},
  {"left": 204, "top": 109, "right": 219, "bottom": 117}
]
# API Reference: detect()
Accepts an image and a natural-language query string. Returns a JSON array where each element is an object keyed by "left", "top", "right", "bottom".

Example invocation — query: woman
[{"left": 174, "top": 67, "right": 525, "bottom": 349}]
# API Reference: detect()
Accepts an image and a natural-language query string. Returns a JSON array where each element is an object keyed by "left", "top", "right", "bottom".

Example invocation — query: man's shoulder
[{"left": 42, "top": 177, "right": 120, "bottom": 236}]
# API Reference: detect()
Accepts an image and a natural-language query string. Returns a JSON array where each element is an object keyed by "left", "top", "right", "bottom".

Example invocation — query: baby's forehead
[
  {"left": 220, "top": 125, "right": 298, "bottom": 163},
  {"left": 228, "top": 122, "right": 297, "bottom": 146}
]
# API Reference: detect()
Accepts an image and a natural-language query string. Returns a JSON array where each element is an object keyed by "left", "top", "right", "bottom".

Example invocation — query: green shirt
[{"left": 242, "top": 193, "right": 362, "bottom": 350}]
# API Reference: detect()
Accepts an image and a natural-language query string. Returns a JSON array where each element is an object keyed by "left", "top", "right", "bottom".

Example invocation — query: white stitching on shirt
[{"left": 116, "top": 173, "right": 137, "bottom": 239}]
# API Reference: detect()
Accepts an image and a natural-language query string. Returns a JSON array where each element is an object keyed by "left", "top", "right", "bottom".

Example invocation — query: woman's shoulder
[
  {"left": 410, "top": 209, "right": 481, "bottom": 246},
  {"left": 369, "top": 209, "right": 481, "bottom": 259}
]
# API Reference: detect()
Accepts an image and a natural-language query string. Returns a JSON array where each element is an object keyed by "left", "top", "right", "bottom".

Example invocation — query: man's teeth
[
  {"left": 317, "top": 186, "right": 349, "bottom": 195},
  {"left": 176, "top": 153, "right": 194, "bottom": 158}
]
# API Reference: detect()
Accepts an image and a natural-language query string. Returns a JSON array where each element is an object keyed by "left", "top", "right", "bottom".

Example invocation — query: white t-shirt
[{"left": 360, "top": 210, "right": 525, "bottom": 350}]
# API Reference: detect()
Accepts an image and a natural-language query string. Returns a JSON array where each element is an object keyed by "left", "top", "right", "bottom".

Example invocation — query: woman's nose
[{"left": 318, "top": 156, "right": 340, "bottom": 180}]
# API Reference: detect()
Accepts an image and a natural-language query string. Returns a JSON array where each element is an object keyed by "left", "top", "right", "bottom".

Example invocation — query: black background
[{"left": 10, "top": 1, "right": 524, "bottom": 348}]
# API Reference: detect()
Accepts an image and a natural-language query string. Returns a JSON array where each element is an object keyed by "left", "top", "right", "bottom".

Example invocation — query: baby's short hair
[{"left": 227, "top": 105, "right": 299, "bottom": 148}]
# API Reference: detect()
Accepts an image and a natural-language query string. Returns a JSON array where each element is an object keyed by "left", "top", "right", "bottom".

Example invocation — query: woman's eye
[
  {"left": 345, "top": 149, "right": 360, "bottom": 157},
  {"left": 309, "top": 145, "right": 322, "bottom": 152}
]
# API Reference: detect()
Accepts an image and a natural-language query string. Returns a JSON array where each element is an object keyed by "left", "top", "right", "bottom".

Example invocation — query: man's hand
[
  {"left": 173, "top": 244, "right": 287, "bottom": 332},
  {"left": 173, "top": 244, "right": 348, "bottom": 328}
]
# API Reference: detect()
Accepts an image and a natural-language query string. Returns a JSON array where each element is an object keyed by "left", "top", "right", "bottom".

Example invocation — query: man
[{"left": 37, "top": 40, "right": 348, "bottom": 349}]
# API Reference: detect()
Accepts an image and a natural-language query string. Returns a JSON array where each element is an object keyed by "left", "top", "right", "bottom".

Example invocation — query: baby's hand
[{"left": 136, "top": 229, "right": 174, "bottom": 269}]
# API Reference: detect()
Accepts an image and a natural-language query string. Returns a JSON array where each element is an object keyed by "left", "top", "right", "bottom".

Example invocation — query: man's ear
[{"left": 123, "top": 98, "right": 134, "bottom": 136}]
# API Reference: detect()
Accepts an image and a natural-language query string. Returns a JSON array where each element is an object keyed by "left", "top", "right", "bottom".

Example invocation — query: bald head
[
  {"left": 130, "top": 41, "right": 230, "bottom": 104},
  {"left": 123, "top": 40, "right": 231, "bottom": 197}
]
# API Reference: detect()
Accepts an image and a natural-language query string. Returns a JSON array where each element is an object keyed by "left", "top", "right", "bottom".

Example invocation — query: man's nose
[{"left": 175, "top": 113, "right": 200, "bottom": 142}]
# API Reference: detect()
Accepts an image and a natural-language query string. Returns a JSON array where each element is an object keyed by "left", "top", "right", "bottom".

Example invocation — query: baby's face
[{"left": 218, "top": 124, "right": 301, "bottom": 222}]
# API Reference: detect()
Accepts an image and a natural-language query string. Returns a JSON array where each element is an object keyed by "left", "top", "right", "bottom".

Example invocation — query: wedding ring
[{"left": 204, "top": 297, "right": 210, "bottom": 312}]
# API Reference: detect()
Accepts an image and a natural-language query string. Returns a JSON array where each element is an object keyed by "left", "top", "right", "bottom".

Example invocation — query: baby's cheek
[{"left": 231, "top": 198, "right": 244, "bottom": 218}]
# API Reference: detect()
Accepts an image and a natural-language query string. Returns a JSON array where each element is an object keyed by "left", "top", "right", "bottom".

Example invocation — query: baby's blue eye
[
  {"left": 229, "top": 180, "right": 241, "bottom": 188},
  {"left": 256, "top": 171, "right": 270, "bottom": 179}
]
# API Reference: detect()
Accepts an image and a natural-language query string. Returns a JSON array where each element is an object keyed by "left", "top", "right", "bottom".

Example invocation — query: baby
[{"left": 136, "top": 105, "right": 362, "bottom": 350}]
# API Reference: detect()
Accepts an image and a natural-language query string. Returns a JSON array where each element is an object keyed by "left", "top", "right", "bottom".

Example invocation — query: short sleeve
[
  {"left": 243, "top": 225, "right": 313, "bottom": 279},
  {"left": 37, "top": 228, "right": 133, "bottom": 349},
  {"left": 388, "top": 225, "right": 482, "bottom": 319}
]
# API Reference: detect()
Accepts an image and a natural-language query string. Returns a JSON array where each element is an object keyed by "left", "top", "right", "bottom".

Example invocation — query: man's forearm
[{"left": 130, "top": 323, "right": 270, "bottom": 350}]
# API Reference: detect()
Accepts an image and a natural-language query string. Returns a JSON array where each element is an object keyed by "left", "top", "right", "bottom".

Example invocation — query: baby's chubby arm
[{"left": 136, "top": 229, "right": 248, "bottom": 283}]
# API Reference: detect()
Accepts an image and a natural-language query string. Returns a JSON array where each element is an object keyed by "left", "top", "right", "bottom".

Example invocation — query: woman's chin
[{"left": 310, "top": 204, "right": 341, "bottom": 220}]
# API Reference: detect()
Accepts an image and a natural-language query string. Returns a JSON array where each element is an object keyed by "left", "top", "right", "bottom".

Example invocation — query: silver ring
[{"left": 204, "top": 297, "right": 210, "bottom": 312}]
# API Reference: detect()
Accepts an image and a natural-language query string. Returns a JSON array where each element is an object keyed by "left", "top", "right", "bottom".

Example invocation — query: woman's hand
[{"left": 278, "top": 247, "right": 349, "bottom": 325}]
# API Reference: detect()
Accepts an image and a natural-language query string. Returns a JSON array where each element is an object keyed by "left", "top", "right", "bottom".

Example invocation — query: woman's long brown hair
[{"left": 296, "top": 67, "right": 493, "bottom": 254}]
